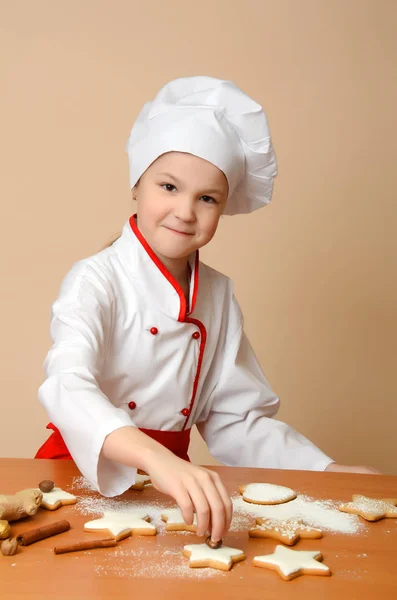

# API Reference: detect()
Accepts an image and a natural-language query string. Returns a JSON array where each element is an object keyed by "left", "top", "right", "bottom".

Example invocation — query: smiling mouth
[{"left": 165, "top": 226, "right": 194, "bottom": 236}]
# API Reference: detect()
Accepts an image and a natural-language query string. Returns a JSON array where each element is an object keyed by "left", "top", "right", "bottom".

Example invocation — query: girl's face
[{"left": 134, "top": 152, "right": 229, "bottom": 267}]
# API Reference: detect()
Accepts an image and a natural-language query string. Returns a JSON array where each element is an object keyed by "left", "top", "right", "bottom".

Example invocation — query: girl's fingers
[
  {"left": 207, "top": 470, "right": 233, "bottom": 532},
  {"left": 185, "top": 480, "right": 212, "bottom": 537},
  {"left": 148, "top": 459, "right": 230, "bottom": 541},
  {"left": 174, "top": 487, "right": 195, "bottom": 526},
  {"left": 199, "top": 474, "right": 227, "bottom": 542}
]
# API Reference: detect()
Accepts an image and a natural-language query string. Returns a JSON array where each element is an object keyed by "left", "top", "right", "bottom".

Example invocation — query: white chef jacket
[{"left": 38, "top": 216, "right": 333, "bottom": 496}]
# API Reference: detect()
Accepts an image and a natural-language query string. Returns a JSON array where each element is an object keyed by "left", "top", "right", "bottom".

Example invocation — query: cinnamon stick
[
  {"left": 17, "top": 519, "right": 70, "bottom": 546},
  {"left": 54, "top": 538, "right": 117, "bottom": 554}
]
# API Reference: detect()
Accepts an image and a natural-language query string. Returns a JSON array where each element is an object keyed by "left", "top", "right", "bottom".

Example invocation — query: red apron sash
[{"left": 35, "top": 423, "right": 191, "bottom": 462}]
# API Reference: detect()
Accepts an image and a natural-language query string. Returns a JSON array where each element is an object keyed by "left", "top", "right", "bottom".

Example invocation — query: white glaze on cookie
[
  {"left": 84, "top": 510, "right": 156, "bottom": 538},
  {"left": 253, "top": 545, "right": 330, "bottom": 579},
  {"left": 161, "top": 508, "right": 198, "bottom": 530},
  {"left": 241, "top": 483, "right": 296, "bottom": 505},
  {"left": 184, "top": 543, "right": 245, "bottom": 570},
  {"left": 130, "top": 474, "right": 151, "bottom": 490},
  {"left": 39, "top": 487, "right": 77, "bottom": 509}
]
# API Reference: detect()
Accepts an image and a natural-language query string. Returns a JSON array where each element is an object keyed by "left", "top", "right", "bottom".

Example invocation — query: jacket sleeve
[
  {"left": 38, "top": 261, "right": 137, "bottom": 496},
  {"left": 196, "top": 300, "right": 334, "bottom": 471}
]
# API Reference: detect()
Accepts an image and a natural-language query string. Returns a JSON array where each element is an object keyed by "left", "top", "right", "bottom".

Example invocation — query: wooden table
[{"left": 1, "top": 459, "right": 396, "bottom": 599}]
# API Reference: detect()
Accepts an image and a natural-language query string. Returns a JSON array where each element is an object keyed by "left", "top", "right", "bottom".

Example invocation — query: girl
[{"left": 36, "top": 76, "right": 378, "bottom": 544}]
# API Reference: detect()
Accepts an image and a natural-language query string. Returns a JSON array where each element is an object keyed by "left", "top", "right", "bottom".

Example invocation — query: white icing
[
  {"left": 184, "top": 543, "right": 244, "bottom": 566},
  {"left": 40, "top": 487, "right": 77, "bottom": 507},
  {"left": 340, "top": 495, "right": 397, "bottom": 519},
  {"left": 254, "top": 545, "right": 330, "bottom": 577},
  {"left": 84, "top": 510, "right": 156, "bottom": 536},
  {"left": 135, "top": 474, "right": 151, "bottom": 485},
  {"left": 162, "top": 508, "right": 198, "bottom": 527},
  {"left": 242, "top": 483, "right": 296, "bottom": 504}
]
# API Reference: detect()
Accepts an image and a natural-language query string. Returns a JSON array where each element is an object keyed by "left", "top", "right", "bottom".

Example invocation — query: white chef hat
[{"left": 126, "top": 76, "right": 277, "bottom": 216}]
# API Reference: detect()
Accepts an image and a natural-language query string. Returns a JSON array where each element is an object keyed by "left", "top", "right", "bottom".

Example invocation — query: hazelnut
[
  {"left": 38, "top": 480, "right": 55, "bottom": 493},
  {"left": 0, "top": 520, "right": 11, "bottom": 540},
  {"left": 205, "top": 535, "right": 222, "bottom": 549},
  {"left": 1, "top": 538, "right": 18, "bottom": 556}
]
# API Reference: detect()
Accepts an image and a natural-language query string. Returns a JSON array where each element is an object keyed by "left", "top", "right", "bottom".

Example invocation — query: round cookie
[{"left": 239, "top": 483, "right": 297, "bottom": 505}]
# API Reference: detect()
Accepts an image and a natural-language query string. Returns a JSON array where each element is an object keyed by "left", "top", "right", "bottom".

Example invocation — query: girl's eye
[
  {"left": 161, "top": 184, "right": 217, "bottom": 204},
  {"left": 201, "top": 195, "right": 217, "bottom": 204},
  {"left": 161, "top": 183, "right": 176, "bottom": 192}
]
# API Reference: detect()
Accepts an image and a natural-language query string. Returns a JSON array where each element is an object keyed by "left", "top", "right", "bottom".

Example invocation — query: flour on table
[
  {"left": 71, "top": 475, "right": 98, "bottom": 492},
  {"left": 93, "top": 545, "right": 221, "bottom": 580},
  {"left": 231, "top": 494, "right": 364, "bottom": 535}
]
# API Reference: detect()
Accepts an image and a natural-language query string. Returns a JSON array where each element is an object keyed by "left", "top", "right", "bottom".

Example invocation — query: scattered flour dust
[
  {"left": 69, "top": 475, "right": 364, "bottom": 579},
  {"left": 71, "top": 475, "right": 364, "bottom": 535},
  {"left": 70, "top": 475, "right": 220, "bottom": 579},
  {"left": 71, "top": 475, "right": 98, "bottom": 493},
  {"left": 93, "top": 546, "right": 221, "bottom": 580},
  {"left": 231, "top": 494, "right": 365, "bottom": 535}
]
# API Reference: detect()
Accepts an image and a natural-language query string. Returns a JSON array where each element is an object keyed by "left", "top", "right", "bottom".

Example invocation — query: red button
[
  {"left": 150, "top": 327, "right": 158, "bottom": 335},
  {"left": 128, "top": 401, "right": 137, "bottom": 410},
  {"left": 181, "top": 408, "right": 190, "bottom": 417},
  {"left": 192, "top": 331, "right": 200, "bottom": 340}
]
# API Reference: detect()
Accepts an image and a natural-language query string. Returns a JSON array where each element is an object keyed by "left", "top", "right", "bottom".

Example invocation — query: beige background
[{"left": 1, "top": 1, "right": 396, "bottom": 473}]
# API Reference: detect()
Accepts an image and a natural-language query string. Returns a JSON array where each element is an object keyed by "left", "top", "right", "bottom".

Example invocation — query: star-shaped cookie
[
  {"left": 161, "top": 508, "right": 197, "bottom": 532},
  {"left": 39, "top": 487, "right": 77, "bottom": 510},
  {"left": 249, "top": 517, "right": 322, "bottom": 545},
  {"left": 253, "top": 545, "right": 331, "bottom": 580},
  {"left": 84, "top": 510, "right": 157, "bottom": 540},
  {"left": 129, "top": 473, "right": 151, "bottom": 491},
  {"left": 183, "top": 543, "right": 245, "bottom": 571},
  {"left": 338, "top": 495, "right": 397, "bottom": 521}
]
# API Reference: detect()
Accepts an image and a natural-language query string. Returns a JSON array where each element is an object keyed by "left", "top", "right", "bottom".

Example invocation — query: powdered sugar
[
  {"left": 78, "top": 495, "right": 168, "bottom": 531},
  {"left": 71, "top": 475, "right": 364, "bottom": 536},
  {"left": 92, "top": 544, "right": 221, "bottom": 579},
  {"left": 69, "top": 477, "right": 220, "bottom": 579},
  {"left": 251, "top": 517, "right": 321, "bottom": 541},
  {"left": 232, "top": 494, "right": 364, "bottom": 535},
  {"left": 339, "top": 495, "right": 397, "bottom": 520},
  {"left": 241, "top": 483, "right": 296, "bottom": 504},
  {"left": 70, "top": 475, "right": 98, "bottom": 493}
]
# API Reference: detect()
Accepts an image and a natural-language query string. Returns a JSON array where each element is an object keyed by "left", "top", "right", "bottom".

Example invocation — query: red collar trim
[{"left": 129, "top": 215, "right": 198, "bottom": 322}]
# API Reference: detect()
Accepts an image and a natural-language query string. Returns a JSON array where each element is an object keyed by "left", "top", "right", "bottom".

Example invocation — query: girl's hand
[
  {"left": 142, "top": 449, "right": 233, "bottom": 542},
  {"left": 325, "top": 462, "right": 381, "bottom": 475},
  {"left": 102, "top": 425, "right": 232, "bottom": 541}
]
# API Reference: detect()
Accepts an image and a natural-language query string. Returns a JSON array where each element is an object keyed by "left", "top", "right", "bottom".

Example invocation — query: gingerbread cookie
[
  {"left": 183, "top": 543, "right": 245, "bottom": 571},
  {"left": 253, "top": 545, "right": 331, "bottom": 580},
  {"left": 129, "top": 474, "right": 151, "bottom": 491},
  {"left": 338, "top": 495, "right": 397, "bottom": 522},
  {"left": 240, "top": 483, "right": 297, "bottom": 505},
  {"left": 161, "top": 508, "right": 197, "bottom": 532},
  {"left": 249, "top": 517, "right": 322, "bottom": 546},
  {"left": 84, "top": 510, "right": 156, "bottom": 540},
  {"left": 39, "top": 487, "right": 77, "bottom": 511}
]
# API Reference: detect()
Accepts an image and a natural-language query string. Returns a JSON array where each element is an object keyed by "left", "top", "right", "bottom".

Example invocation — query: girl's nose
[{"left": 174, "top": 197, "right": 196, "bottom": 221}]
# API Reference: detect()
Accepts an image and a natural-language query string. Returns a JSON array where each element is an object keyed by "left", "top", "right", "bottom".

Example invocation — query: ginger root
[
  {"left": 0, "top": 489, "right": 43, "bottom": 522},
  {"left": 0, "top": 520, "right": 11, "bottom": 540}
]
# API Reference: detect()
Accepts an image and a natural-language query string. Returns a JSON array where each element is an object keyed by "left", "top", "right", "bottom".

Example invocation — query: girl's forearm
[{"left": 101, "top": 425, "right": 169, "bottom": 471}]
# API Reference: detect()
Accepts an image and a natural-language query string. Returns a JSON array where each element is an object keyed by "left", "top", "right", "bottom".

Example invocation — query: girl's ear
[{"left": 132, "top": 179, "right": 140, "bottom": 201}]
